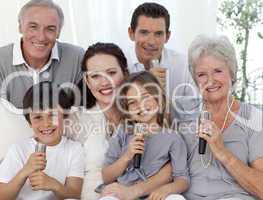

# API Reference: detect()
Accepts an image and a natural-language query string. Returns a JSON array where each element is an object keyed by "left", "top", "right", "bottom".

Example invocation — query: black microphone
[
  {"left": 198, "top": 138, "right": 207, "bottom": 154},
  {"left": 198, "top": 110, "right": 211, "bottom": 154},
  {"left": 134, "top": 153, "right": 142, "bottom": 169},
  {"left": 133, "top": 123, "right": 145, "bottom": 169}
]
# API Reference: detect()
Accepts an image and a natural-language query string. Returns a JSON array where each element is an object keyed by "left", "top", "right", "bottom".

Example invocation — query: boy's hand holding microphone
[{"left": 23, "top": 142, "right": 47, "bottom": 177}]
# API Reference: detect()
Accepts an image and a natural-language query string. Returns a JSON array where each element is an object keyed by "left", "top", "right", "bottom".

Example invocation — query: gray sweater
[{"left": 0, "top": 42, "right": 84, "bottom": 108}]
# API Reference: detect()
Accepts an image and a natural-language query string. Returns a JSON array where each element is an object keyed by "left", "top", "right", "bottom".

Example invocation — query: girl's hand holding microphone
[{"left": 123, "top": 135, "right": 145, "bottom": 162}]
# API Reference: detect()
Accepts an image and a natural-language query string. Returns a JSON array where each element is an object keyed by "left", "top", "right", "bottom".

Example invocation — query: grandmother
[{"left": 181, "top": 35, "right": 263, "bottom": 200}]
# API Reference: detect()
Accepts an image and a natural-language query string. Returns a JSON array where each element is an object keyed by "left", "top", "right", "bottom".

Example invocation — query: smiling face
[
  {"left": 129, "top": 16, "right": 170, "bottom": 66},
  {"left": 126, "top": 83, "right": 160, "bottom": 124},
  {"left": 19, "top": 6, "right": 60, "bottom": 68},
  {"left": 194, "top": 55, "right": 232, "bottom": 103},
  {"left": 29, "top": 108, "right": 64, "bottom": 146},
  {"left": 85, "top": 54, "right": 125, "bottom": 107}
]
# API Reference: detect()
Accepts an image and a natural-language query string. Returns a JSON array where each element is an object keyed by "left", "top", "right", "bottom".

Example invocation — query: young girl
[{"left": 101, "top": 71, "right": 189, "bottom": 200}]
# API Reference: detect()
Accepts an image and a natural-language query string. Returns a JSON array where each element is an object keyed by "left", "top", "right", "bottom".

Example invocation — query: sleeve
[
  {"left": 103, "top": 126, "right": 125, "bottom": 167},
  {"left": 0, "top": 66, "right": 3, "bottom": 87},
  {"left": 248, "top": 108, "right": 263, "bottom": 163},
  {"left": 0, "top": 63, "right": 6, "bottom": 99},
  {"left": 169, "top": 134, "right": 190, "bottom": 183},
  {"left": 175, "top": 52, "right": 197, "bottom": 97},
  {"left": 75, "top": 47, "right": 85, "bottom": 84},
  {"left": 67, "top": 142, "right": 85, "bottom": 178},
  {"left": 0, "top": 144, "right": 24, "bottom": 183}
]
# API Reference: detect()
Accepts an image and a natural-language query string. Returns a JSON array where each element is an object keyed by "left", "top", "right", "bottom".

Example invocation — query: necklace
[
  {"left": 220, "top": 97, "right": 235, "bottom": 132},
  {"left": 201, "top": 97, "right": 235, "bottom": 168}
]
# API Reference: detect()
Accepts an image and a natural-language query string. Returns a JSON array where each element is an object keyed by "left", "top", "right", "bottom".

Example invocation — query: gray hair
[
  {"left": 18, "top": 0, "right": 64, "bottom": 32},
  {"left": 188, "top": 35, "right": 238, "bottom": 85}
]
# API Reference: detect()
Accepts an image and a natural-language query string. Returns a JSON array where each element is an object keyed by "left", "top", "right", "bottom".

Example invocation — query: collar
[
  {"left": 13, "top": 38, "right": 60, "bottom": 66},
  {"left": 130, "top": 45, "right": 166, "bottom": 69},
  {"left": 130, "top": 45, "right": 140, "bottom": 66},
  {"left": 31, "top": 135, "right": 65, "bottom": 149}
]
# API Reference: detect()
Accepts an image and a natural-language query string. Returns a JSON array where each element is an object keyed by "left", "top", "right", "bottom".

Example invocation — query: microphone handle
[
  {"left": 134, "top": 153, "right": 142, "bottom": 168},
  {"left": 199, "top": 138, "right": 207, "bottom": 154}
]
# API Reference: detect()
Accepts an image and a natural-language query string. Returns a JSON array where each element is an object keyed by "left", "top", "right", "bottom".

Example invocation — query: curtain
[{"left": 0, "top": 0, "right": 217, "bottom": 53}]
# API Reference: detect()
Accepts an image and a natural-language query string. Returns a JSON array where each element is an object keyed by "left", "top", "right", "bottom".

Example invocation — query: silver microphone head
[
  {"left": 35, "top": 142, "right": 47, "bottom": 153},
  {"left": 134, "top": 123, "right": 148, "bottom": 137},
  {"left": 150, "top": 59, "right": 160, "bottom": 68},
  {"left": 200, "top": 110, "right": 212, "bottom": 121},
  {"left": 199, "top": 110, "right": 212, "bottom": 135}
]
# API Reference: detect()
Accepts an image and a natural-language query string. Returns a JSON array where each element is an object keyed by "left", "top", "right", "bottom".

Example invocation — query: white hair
[
  {"left": 18, "top": 0, "right": 64, "bottom": 32},
  {"left": 188, "top": 35, "right": 238, "bottom": 84}
]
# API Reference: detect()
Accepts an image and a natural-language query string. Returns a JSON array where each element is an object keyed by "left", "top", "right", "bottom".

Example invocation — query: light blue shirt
[{"left": 104, "top": 125, "right": 189, "bottom": 186}]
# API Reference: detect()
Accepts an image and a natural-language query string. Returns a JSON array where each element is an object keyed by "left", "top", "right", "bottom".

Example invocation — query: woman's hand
[
  {"left": 123, "top": 135, "right": 144, "bottom": 161},
  {"left": 199, "top": 120, "right": 228, "bottom": 161}
]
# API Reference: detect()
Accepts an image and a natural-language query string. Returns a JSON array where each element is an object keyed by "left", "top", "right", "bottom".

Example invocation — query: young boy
[{"left": 0, "top": 82, "right": 85, "bottom": 200}]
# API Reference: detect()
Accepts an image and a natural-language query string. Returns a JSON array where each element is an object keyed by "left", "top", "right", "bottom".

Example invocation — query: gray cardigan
[{"left": 0, "top": 42, "right": 84, "bottom": 108}]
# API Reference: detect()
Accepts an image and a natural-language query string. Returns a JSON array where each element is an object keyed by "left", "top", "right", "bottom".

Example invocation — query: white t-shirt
[{"left": 0, "top": 136, "right": 85, "bottom": 200}]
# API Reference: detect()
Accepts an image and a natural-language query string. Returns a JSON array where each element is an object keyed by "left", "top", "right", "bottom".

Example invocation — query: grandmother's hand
[{"left": 199, "top": 120, "right": 228, "bottom": 161}]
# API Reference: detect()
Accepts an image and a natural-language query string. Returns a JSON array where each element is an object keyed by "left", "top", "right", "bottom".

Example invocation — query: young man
[
  {"left": 126, "top": 2, "right": 194, "bottom": 100},
  {"left": 0, "top": 82, "right": 84, "bottom": 199},
  {"left": 0, "top": 0, "right": 84, "bottom": 108}
]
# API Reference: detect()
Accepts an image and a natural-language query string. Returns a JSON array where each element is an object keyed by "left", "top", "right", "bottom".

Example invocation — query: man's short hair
[
  {"left": 23, "top": 81, "right": 72, "bottom": 123},
  {"left": 130, "top": 2, "right": 170, "bottom": 33},
  {"left": 18, "top": 0, "right": 64, "bottom": 32}
]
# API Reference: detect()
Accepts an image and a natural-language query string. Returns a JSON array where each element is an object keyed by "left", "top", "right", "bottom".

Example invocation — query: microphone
[
  {"left": 133, "top": 123, "right": 145, "bottom": 169},
  {"left": 133, "top": 153, "right": 142, "bottom": 169},
  {"left": 150, "top": 59, "right": 160, "bottom": 68},
  {"left": 150, "top": 59, "right": 166, "bottom": 91},
  {"left": 35, "top": 142, "right": 47, "bottom": 171},
  {"left": 198, "top": 110, "right": 211, "bottom": 154},
  {"left": 35, "top": 142, "right": 46, "bottom": 153}
]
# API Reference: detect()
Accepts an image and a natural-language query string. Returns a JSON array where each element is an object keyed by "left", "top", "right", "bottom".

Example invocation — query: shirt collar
[
  {"left": 13, "top": 38, "right": 60, "bottom": 66},
  {"left": 31, "top": 135, "right": 65, "bottom": 149},
  {"left": 130, "top": 45, "right": 166, "bottom": 68},
  {"left": 130, "top": 45, "right": 140, "bottom": 66}
]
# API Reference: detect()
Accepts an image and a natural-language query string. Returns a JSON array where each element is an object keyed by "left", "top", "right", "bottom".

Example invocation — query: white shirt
[
  {"left": 0, "top": 136, "right": 85, "bottom": 200},
  {"left": 13, "top": 39, "right": 60, "bottom": 84},
  {"left": 126, "top": 46, "right": 195, "bottom": 99},
  {"left": 67, "top": 104, "right": 110, "bottom": 200}
]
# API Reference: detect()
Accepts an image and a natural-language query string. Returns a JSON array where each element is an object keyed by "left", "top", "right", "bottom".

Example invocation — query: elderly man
[{"left": 0, "top": 0, "right": 84, "bottom": 108}]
